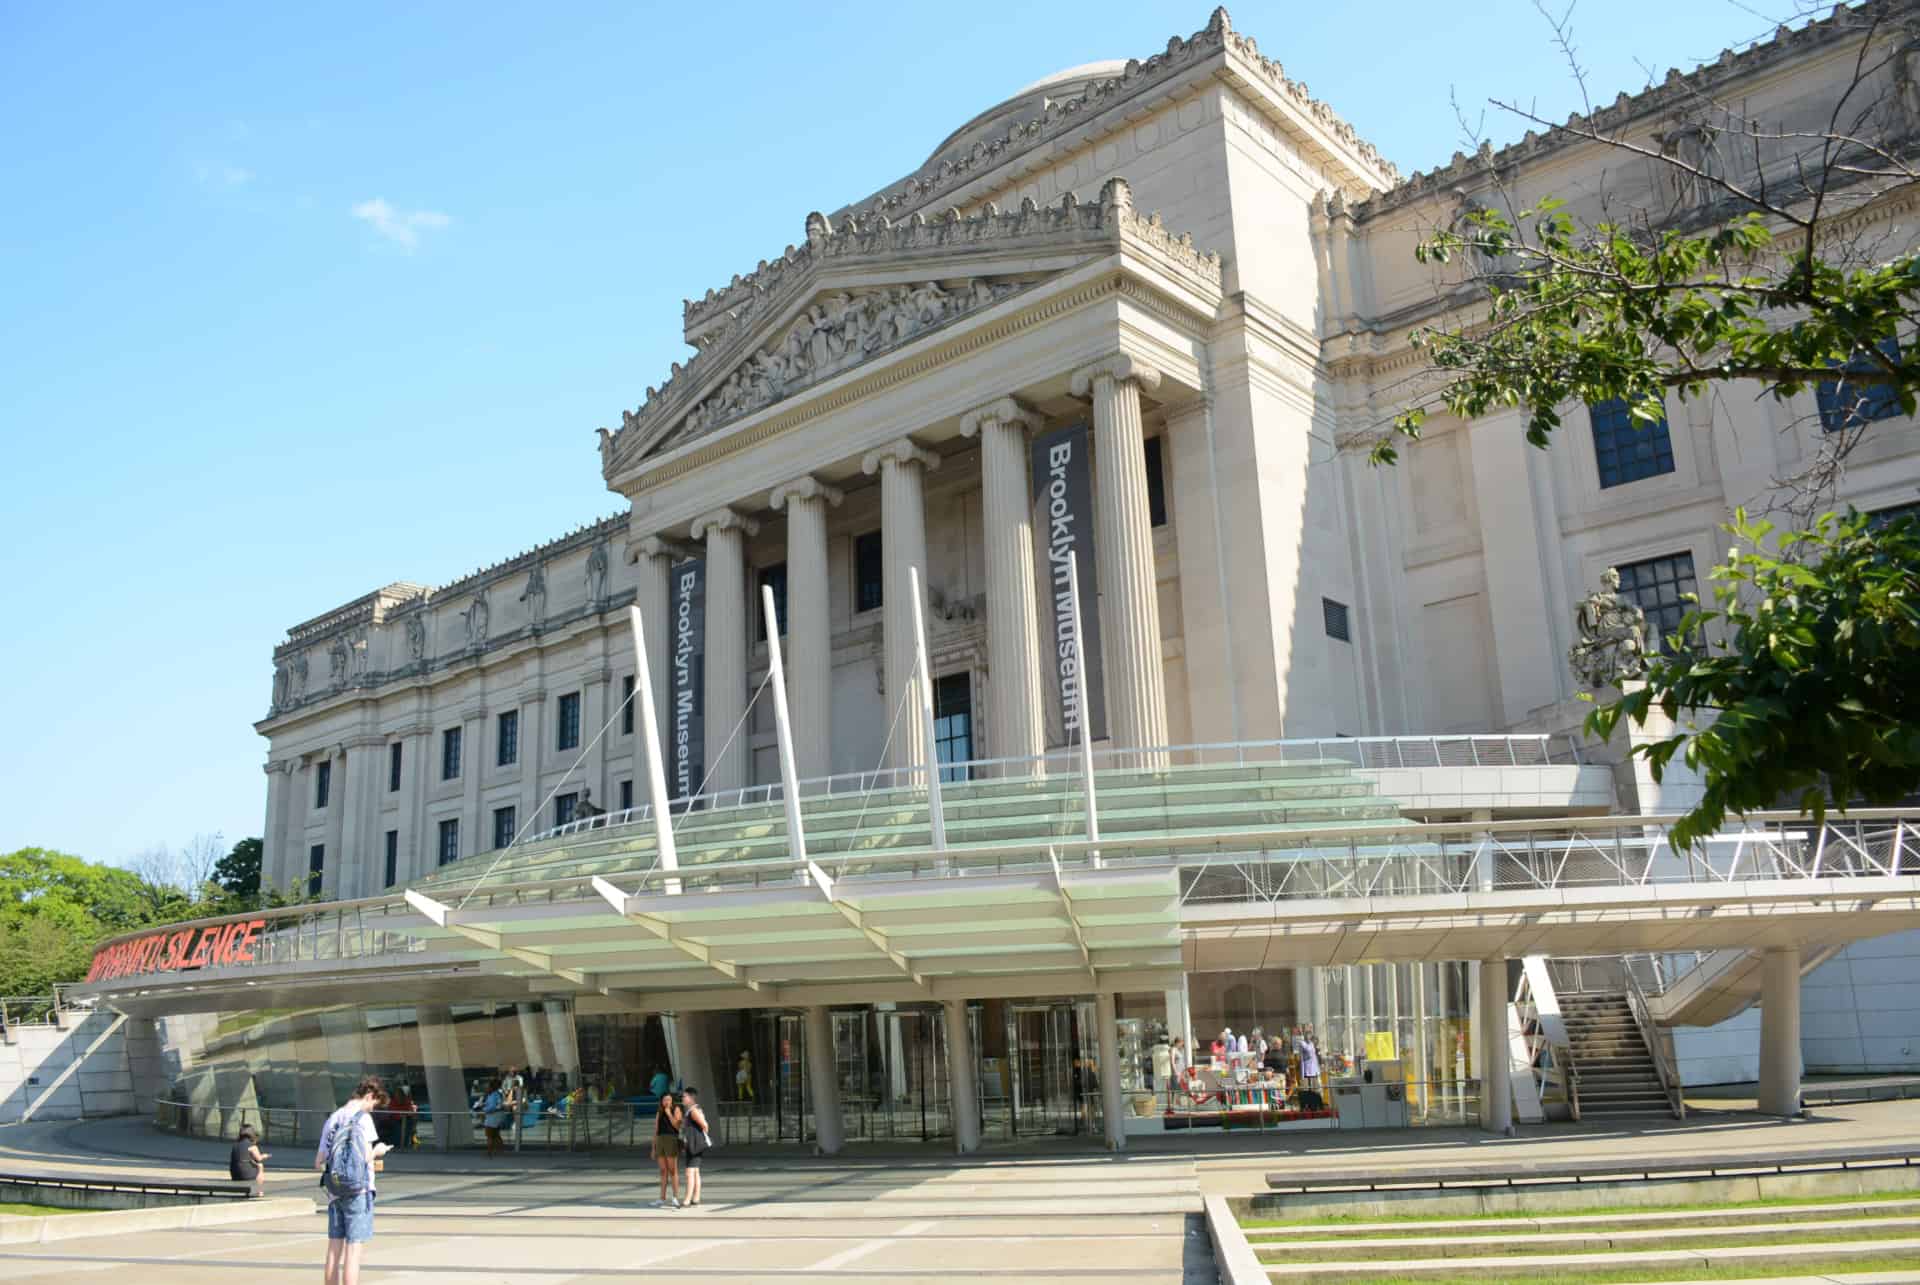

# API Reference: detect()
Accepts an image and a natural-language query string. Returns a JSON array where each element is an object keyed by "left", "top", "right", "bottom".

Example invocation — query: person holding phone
[
  {"left": 653, "top": 1091, "right": 683, "bottom": 1208},
  {"left": 315, "top": 1076, "right": 392, "bottom": 1285}
]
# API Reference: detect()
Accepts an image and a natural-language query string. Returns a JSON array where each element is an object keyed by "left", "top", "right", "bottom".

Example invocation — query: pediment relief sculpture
[{"left": 603, "top": 179, "right": 1223, "bottom": 471}]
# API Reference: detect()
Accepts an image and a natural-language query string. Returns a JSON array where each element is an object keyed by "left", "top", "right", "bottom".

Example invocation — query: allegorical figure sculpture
[{"left": 1569, "top": 567, "right": 1650, "bottom": 689}]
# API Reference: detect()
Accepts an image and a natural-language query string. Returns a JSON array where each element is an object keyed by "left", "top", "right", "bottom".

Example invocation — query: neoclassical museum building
[{"left": 65, "top": 7, "right": 1920, "bottom": 1146}]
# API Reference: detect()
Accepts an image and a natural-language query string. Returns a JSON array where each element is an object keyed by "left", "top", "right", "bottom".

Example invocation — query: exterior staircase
[{"left": 1558, "top": 992, "right": 1676, "bottom": 1117}]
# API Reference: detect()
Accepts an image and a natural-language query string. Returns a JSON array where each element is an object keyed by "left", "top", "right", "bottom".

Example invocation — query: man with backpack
[{"left": 314, "top": 1076, "right": 391, "bottom": 1285}]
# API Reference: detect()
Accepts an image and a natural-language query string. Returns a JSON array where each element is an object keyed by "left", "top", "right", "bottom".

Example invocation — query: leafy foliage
[
  {"left": 1376, "top": 201, "right": 1920, "bottom": 465},
  {"left": 212, "top": 837, "right": 263, "bottom": 900},
  {"left": 1586, "top": 510, "right": 1920, "bottom": 847}
]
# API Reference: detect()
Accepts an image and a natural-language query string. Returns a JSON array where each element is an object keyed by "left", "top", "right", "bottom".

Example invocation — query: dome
[{"left": 923, "top": 59, "right": 1130, "bottom": 169}]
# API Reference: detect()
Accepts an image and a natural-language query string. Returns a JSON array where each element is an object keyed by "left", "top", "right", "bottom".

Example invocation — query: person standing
[
  {"left": 679, "top": 1086, "right": 710, "bottom": 1208},
  {"left": 480, "top": 1079, "right": 508, "bottom": 1158},
  {"left": 230, "top": 1124, "right": 270, "bottom": 1197},
  {"left": 653, "top": 1091, "right": 683, "bottom": 1208},
  {"left": 315, "top": 1076, "right": 391, "bottom": 1285}
]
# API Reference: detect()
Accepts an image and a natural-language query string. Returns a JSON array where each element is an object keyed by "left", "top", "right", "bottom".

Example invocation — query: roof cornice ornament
[{"left": 605, "top": 179, "right": 1221, "bottom": 475}]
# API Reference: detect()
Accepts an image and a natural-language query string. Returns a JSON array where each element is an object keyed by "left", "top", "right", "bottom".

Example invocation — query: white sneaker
[{"left": 671, "top": 1196, "right": 682, "bottom": 1208}]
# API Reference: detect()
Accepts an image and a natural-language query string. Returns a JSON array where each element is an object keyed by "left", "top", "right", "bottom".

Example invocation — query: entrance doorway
[
  {"left": 1008, "top": 1001, "right": 1099, "bottom": 1137},
  {"left": 838, "top": 1005, "right": 953, "bottom": 1141}
]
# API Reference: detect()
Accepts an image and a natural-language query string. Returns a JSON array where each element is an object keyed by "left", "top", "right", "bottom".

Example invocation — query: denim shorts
[{"left": 327, "top": 1191, "right": 375, "bottom": 1243}]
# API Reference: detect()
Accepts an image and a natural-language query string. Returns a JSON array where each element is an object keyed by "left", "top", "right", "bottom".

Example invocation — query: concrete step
[
  {"left": 1241, "top": 1198, "right": 1920, "bottom": 1240},
  {"left": 1263, "top": 1213, "right": 1920, "bottom": 1260},
  {"left": 1258, "top": 1234, "right": 1920, "bottom": 1278}
]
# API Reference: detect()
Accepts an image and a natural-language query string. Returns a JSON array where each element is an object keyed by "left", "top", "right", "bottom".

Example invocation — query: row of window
[{"left": 1589, "top": 340, "right": 1906, "bottom": 491}]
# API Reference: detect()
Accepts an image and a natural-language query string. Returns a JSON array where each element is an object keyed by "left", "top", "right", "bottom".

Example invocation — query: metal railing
[
  {"left": 0, "top": 987, "right": 95, "bottom": 1038},
  {"left": 1621, "top": 967, "right": 1686, "bottom": 1120},
  {"left": 1546, "top": 952, "right": 1708, "bottom": 998},
  {"left": 522, "top": 734, "right": 1586, "bottom": 845}
]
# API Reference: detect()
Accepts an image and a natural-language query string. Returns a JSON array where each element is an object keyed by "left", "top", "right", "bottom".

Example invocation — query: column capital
[
  {"left": 958, "top": 396, "right": 1042, "bottom": 439},
  {"left": 690, "top": 506, "right": 759, "bottom": 541},
  {"left": 263, "top": 759, "right": 294, "bottom": 776},
  {"left": 626, "top": 533, "right": 693, "bottom": 564},
  {"left": 861, "top": 437, "right": 940, "bottom": 476},
  {"left": 769, "top": 476, "right": 845, "bottom": 512},
  {"left": 1069, "top": 354, "right": 1162, "bottom": 398}
]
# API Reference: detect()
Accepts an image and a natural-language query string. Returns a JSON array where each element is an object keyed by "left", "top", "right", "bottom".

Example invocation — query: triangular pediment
[{"left": 599, "top": 180, "right": 1222, "bottom": 475}]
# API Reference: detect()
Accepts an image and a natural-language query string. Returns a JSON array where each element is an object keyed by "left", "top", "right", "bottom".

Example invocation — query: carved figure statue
[
  {"left": 328, "top": 636, "right": 350, "bottom": 688},
  {"left": 1654, "top": 121, "right": 1717, "bottom": 211},
  {"left": 1569, "top": 567, "right": 1650, "bottom": 689},
  {"left": 463, "top": 593, "right": 490, "bottom": 648},
  {"left": 1896, "top": 36, "right": 1920, "bottom": 126},
  {"left": 405, "top": 613, "right": 427, "bottom": 662},
  {"left": 272, "top": 660, "right": 291, "bottom": 709},
  {"left": 585, "top": 542, "right": 610, "bottom": 604},
  {"left": 521, "top": 563, "right": 548, "bottom": 628},
  {"left": 292, "top": 653, "right": 309, "bottom": 699}
]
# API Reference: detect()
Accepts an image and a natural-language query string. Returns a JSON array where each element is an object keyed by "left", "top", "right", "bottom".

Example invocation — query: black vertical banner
[
  {"left": 1032, "top": 421, "right": 1108, "bottom": 747},
  {"left": 669, "top": 557, "right": 705, "bottom": 801}
]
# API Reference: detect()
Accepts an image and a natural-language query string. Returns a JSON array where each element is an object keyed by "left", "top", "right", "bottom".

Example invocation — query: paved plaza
[{"left": 1, "top": 1102, "right": 1916, "bottom": 1281}]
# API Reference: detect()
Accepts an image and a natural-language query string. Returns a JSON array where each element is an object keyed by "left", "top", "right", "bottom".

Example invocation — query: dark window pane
[
  {"left": 621, "top": 675, "right": 635, "bottom": 736},
  {"left": 383, "top": 830, "right": 398, "bottom": 888},
  {"left": 1869, "top": 501, "right": 1920, "bottom": 530},
  {"left": 1818, "top": 337, "right": 1904, "bottom": 432},
  {"left": 1144, "top": 435, "right": 1168, "bottom": 528},
  {"left": 933, "top": 672, "right": 973, "bottom": 783},
  {"left": 497, "top": 709, "right": 518, "bottom": 766},
  {"left": 315, "top": 761, "right": 331, "bottom": 809},
  {"left": 1589, "top": 397, "right": 1677, "bottom": 489},
  {"left": 307, "top": 844, "right": 325, "bottom": 897},
  {"left": 855, "top": 531, "right": 884, "bottom": 613},
  {"left": 1323, "top": 598, "right": 1351, "bottom": 642},
  {"left": 619, "top": 779, "right": 634, "bottom": 811},
  {"left": 442, "top": 727, "right": 462, "bottom": 780},
  {"left": 388, "top": 742, "right": 402, "bottom": 793},
  {"left": 757, "top": 563, "right": 789, "bottom": 640},
  {"left": 438, "top": 818, "right": 459, "bottom": 866},
  {"left": 493, "top": 806, "right": 517, "bottom": 850},
  {"left": 1615, "top": 551, "right": 1699, "bottom": 652},
  {"left": 557, "top": 692, "right": 581, "bottom": 752},
  {"left": 555, "top": 792, "right": 579, "bottom": 827}
]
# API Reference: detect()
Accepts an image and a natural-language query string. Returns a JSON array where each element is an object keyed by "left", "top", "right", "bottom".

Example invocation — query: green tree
[
  {"left": 1369, "top": 6, "right": 1920, "bottom": 841},
  {"left": 0, "top": 846, "right": 204, "bottom": 996},
  {"left": 211, "top": 837, "right": 263, "bottom": 901}
]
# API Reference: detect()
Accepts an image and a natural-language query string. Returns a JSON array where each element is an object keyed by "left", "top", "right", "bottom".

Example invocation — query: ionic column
[
  {"left": 691, "top": 507, "right": 758, "bottom": 794},
  {"left": 629, "top": 536, "right": 682, "bottom": 759},
  {"left": 861, "top": 439, "right": 939, "bottom": 776},
  {"left": 960, "top": 397, "right": 1046, "bottom": 770},
  {"left": 1070, "top": 355, "right": 1168, "bottom": 765},
  {"left": 770, "top": 477, "right": 844, "bottom": 781}
]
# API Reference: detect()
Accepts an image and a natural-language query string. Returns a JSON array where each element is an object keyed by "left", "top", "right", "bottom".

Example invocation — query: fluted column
[
  {"left": 770, "top": 477, "right": 843, "bottom": 781},
  {"left": 691, "top": 507, "right": 758, "bottom": 794},
  {"left": 960, "top": 397, "right": 1046, "bottom": 771},
  {"left": 862, "top": 439, "right": 939, "bottom": 776},
  {"left": 628, "top": 536, "right": 681, "bottom": 754},
  {"left": 1070, "top": 355, "right": 1168, "bottom": 765}
]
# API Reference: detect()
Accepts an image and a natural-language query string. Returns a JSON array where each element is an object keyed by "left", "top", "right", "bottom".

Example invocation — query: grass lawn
[
  {"left": 1241, "top": 1187, "right": 1918, "bottom": 1229},
  {"left": 1326, "top": 1256, "right": 1920, "bottom": 1284},
  {"left": 0, "top": 1202, "right": 86, "bottom": 1216}
]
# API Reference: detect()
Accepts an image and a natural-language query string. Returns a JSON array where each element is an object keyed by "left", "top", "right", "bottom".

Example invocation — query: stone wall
[{"left": 0, "top": 1010, "right": 135, "bottom": 1123}]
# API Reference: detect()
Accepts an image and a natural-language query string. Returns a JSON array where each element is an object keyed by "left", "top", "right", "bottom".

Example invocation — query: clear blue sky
[{"left": 0, "top": 1, "right": 1795, "bottom": 868}]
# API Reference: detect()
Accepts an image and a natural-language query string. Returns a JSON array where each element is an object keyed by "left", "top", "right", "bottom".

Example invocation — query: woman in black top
[
  {"left": 229, "top": 1124, "right": 270, "bottom": 1197},
  {"left": 653, "top": 1093, "right": 683, "bottom": 1208}
]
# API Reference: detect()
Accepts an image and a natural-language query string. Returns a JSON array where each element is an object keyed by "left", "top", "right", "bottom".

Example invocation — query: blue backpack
[{"left": 323, "top": 1116, "right": 372, "bottom": 1200}]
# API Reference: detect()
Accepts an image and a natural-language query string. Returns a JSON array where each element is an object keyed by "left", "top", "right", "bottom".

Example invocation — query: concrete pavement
[{"left": 0, "top": 1100, "right": 1914, "bottom": 1281}]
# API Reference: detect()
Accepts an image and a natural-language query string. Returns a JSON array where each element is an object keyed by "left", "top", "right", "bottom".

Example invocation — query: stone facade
[{"left": 258, "top": 5, "right": 1920, "bottom": 911}]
